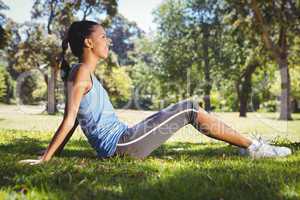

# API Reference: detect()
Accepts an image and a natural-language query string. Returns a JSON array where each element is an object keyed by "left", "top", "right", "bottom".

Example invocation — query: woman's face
[{"left": 89, "top": 25, "right": 111, "bottom": 59}]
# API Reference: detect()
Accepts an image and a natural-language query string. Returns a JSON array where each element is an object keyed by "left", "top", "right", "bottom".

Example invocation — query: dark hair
[{"left": 60, "top": 20, "right": 99, "bottom": 81}]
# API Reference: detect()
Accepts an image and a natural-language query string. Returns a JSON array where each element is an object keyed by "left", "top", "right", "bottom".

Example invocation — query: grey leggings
[{"left": 115, "top": 99, "right": 204, "bottom": 158}]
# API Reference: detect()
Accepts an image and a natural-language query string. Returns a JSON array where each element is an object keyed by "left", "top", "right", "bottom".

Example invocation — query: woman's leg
[
  {"left": 196, "top": 109, "right": 252, "bottom": 148},
  {"left": 116, "top": 99, "right": 252, "bottom": 158}
]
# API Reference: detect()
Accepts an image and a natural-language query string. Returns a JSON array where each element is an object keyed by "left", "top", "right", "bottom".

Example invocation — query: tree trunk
[
  {"left": 277, "top": 25, "right": 292, "bottom": 120},
  {"left": 203, "top": 24, "right": 211, "bottom": 112},
  {"left": 278, "top": 58, "right": 292, "bottom": 120},
  {"left": 237, "top": 60, "right": 259, "bottom": 117},
  {"left": 47, "top": 66, "right": 56, "bottom": 114},
  {"left": 239, "top": 80, "right": 250, "bottom": 117}
]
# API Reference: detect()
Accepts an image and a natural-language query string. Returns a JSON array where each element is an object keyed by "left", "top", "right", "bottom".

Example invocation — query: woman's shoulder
[
  {"left": 67, "top": 64, "right": 93, "bottom": 94},
  {"left": 68, "top": 63, "right": 91, "bottom": 82}
]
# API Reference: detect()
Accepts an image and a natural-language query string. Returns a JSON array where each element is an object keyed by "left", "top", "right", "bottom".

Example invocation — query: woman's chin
[
  {"left": 99, "top": 53, "right": 109, "bottom": 59},
  {"left": 102, "top": 54, "right": 109, "bottom": 59}
]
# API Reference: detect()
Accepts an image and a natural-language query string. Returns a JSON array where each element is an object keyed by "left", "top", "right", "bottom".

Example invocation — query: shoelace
[
  {"left": 253, "top": 134, "right": 281, "bottom": 155},
  {"left": 250, "top": 133, "right": 272, "bottom": 145},
  {"left": 248, "top": 133, "right": 269, "bottom": 152}
]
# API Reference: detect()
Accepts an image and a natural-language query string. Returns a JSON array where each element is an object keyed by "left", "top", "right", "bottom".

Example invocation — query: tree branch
[
  {"left": 47, "top": 0, "right": 58, "bottom": 34},
  {"left": 249, "top": 0, "right": 281, "bottom": 59},
  {"left": 82, "top": 4, "right": 92, "bottom": 20}
]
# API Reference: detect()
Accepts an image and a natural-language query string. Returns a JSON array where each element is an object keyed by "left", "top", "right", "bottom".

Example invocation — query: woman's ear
[{"left": 83, "top": 38, "right": 94, "bottom": 49}]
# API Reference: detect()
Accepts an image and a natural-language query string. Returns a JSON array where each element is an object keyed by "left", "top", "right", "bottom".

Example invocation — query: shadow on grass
[
  {"left": 1, "top": 136, "right": 299, "bottom": 158},
  {"left": 0, "top": 137, "right": 96, "bottom": 158},
  {"left": 0, "top": 137, "right": 240, "bottom": 161},
  {"left": 151, "top": 142, "right": 241, "bottom": 159},
  {"left": 1, "top": 136, "right": 299, "bottom": 159},
  {"left": 1, "top": 138, "right": 300, "bottom": 199}
]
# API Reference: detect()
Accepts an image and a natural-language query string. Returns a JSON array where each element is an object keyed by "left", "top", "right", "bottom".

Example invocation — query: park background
[{"left": 0, "top": 0, "right": 300, "bottom": 199}]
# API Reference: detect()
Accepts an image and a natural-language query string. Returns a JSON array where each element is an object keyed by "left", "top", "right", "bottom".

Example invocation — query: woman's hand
[
  {"left": 19, "top": 158, "right": 44, "bottom": 165},
  {"left": 37, "top": 149, "right": 47, "bottom": 156}
]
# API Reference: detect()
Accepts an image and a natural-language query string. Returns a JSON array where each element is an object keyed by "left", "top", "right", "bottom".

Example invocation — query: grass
[{"left": 0, "top": 104, "right": 300, "bottom": 199}]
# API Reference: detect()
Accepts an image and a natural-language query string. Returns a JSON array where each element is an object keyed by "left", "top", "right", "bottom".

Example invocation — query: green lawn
[{"left": 0, "top": 104, "right": 300, "bottom": 200}]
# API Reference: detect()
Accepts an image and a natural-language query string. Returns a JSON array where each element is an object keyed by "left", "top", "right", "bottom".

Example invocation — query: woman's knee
[{"left": 181, "top": 99, "right": 200, "bottom": 111}]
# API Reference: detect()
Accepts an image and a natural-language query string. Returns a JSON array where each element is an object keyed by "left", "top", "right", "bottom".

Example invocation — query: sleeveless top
[{"left": 70, "top": 64, "right": 128, "bottom": 158}]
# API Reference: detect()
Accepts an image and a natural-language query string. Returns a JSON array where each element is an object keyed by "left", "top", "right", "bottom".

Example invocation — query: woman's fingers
[{"left": 37, "top": 149, "right": 46, "bottom": 156}]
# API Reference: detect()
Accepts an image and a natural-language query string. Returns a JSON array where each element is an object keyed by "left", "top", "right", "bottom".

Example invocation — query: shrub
[
  {"left": 259, "top": 100, "right": 279, "bottom": 112},
  {"left": 0, "top": 66, "right": 13, "bottom": 103}
]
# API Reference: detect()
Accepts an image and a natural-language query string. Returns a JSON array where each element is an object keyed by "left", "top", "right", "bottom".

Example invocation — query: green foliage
[
  {"left": 148, "top": 0, "right": 300, "bottom": 115},
  {"left": 32, "top": 77, "right": 47, "bottom": 103},
  {"left": 269, "top": 63, "right": 300, "bottom": 109},
  {"left": 229, "top": 0, "right": 299, "bottom": 119},
  {"left": 0, "top": 25, "right": 8, "bottom": 49},
  {"left": 105, "top": 67, "right": 133, "bottom": 107},
  {"left": 290, "top": 36, "right": 300, "bottom": 101},
  {"left": 0, "top": 66, "right": 13, "bottom": 103},
  {"left": 127, "top": 36, "right": 162, "bottom": 109},
  {"left": 106, "top": 14, "right": 143, "bottom": 65},
  {"left": 0, "top": 0, "right": 9, "bottom": 49},
  {"left": 1, "top": 0, "right": 300, "bottom": 115},
  {"left": 290, "top": 66, "right": 300, "bottom": 100},
  {"left": 209, "top": 89, "right": 238, "bottom": 112},
  {"left": 260, "top": 100, "right": 279, "bottom": 112},
  {"left": 19, "top": 72, "right": 47, "bottom": 105},
  {"left": 153, "top": 0, "right": 196, "bottom": 102},
  {"left": 96, "top": 58, "right": 133, "bottom": 108},
  {"left": 129, "top": 62, "right": 161, "bottom": 110}
]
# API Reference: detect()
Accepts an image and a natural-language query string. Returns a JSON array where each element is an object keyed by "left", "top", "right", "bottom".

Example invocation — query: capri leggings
[{"left": 115, "top": 99, "right": 205, "bottom": 158}]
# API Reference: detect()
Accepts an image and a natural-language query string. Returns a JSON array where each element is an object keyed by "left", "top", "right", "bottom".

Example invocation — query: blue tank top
[{"left": 70, "top": 64, "right": 128, "bottom": 158}]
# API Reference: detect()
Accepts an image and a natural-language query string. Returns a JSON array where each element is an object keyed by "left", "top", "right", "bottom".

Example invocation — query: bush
[
  {"left": 19, "top": 71, "right": 47, "bottom": 105},
  {"left": 0, "top": 66, "right": 14, "bottom": 103},
  {"left": 96, "top": 64, "right": 133, "bottom": 108},
  {"left": 259, "top": 100, "right": 279, "bottom": 112}
]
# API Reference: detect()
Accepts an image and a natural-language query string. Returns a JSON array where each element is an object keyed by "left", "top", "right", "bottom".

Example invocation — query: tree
[
  {"left": 127, "top": 36, "right": 161, "bottom": 109},
  {"left": 186, "top": 0, "right": 225, "bottom": 111},
  {"left": 290, "top": 35, "right": 300, "bottom": 112},
  {"left": 224, "top": 0, "right": 300, "bottom": 119},
  {"left": 243, "top": 0, "right": 300, "bottom": 120},
  {"left": 95, "top": 57, "right": 133, "bottom": 108},
  {"left": 154, "top": 0, "right": 196, "bottom": 104},
  {"left": 4, "top": 20, "right": 22, "bottom": 79},
  {"left": 0, "top": 0, "right": 9, "bottom": 49},
  {"left": 153, "top": 0, "right": 225, "bottom": 110},
  {"left": 106, "top": 14, "right": 143, "bottom": 66},
  {"left": 236, "top": 52, "right": 261, "bottom": 116},
  {"left": 0, "top": 66, "right": 13, "bottom": 103},
  {"left": 220, "top": 8, "right": 265, "bottom": 117},
  {"left": 8, "top": 22, "right": 62, "bottom": 107}
]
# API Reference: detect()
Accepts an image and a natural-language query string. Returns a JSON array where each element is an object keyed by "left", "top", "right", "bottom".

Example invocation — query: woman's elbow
[{"left": 63, "top": 116, "right": 76, "bottom": 129}]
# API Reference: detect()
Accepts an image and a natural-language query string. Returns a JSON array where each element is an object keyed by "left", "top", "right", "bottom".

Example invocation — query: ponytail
[{"left": 60, "top": 35, "right": 70, "bottom": 82}]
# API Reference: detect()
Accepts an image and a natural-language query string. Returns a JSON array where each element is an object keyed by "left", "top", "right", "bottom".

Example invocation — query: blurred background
[{"left": 0, "top": 0, "right": 299, "bottom": 140}]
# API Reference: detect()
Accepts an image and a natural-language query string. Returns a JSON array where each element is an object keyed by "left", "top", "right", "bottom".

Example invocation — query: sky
[{"left": 2, "top": 0, "right": 164, "bottom": 33}]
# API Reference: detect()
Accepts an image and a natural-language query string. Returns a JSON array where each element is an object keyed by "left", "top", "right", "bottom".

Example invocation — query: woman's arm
[
  {"left": 55, "top": 118, "right": 79, "bottom": 156},
  {"left": 42, "top": 114, "right": 77, "bottom": 161},
  {"left": 37, "top": 119, "right": 79, "bottom": 157},
  {"left": 53, "top": 73, "right": 81, "bottom": 156},
  {"left": 20, "top": 65, "right": 91, "bottom": 165}
]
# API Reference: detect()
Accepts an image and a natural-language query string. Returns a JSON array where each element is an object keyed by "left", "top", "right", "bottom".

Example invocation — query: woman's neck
[{"left": 80, "top": 53, "right": 99, "bottom": 73}]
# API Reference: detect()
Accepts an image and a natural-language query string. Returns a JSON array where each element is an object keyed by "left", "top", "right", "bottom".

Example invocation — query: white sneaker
[{"left": 242, "top": 138, "right": 292, "bottom": 159}]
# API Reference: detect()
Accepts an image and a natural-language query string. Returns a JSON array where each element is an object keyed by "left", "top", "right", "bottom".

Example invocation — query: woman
[{"left": 20, "top": 20, "right": 291, "bottom": 165}]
